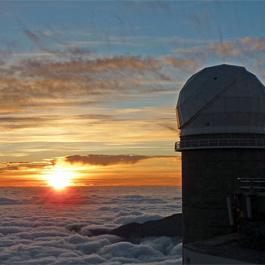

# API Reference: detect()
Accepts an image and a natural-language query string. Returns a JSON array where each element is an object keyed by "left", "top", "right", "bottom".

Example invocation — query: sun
[{"left": 46, "top": 165, "right": 75, "bottom": 190}]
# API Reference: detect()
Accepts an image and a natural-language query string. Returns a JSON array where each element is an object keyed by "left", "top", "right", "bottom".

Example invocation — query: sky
[{"left": 1, "top": 1, "right": 265, "bottom": 187}]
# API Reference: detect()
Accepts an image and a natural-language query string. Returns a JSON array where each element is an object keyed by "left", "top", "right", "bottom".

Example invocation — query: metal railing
[{"left": 175, "top": 137, "right": 265, "bottom": 151}]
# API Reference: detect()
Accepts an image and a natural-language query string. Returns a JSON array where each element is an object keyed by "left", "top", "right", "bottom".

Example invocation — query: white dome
[{"left": 177, "top": 64, "right": 265, "bottom": 136}]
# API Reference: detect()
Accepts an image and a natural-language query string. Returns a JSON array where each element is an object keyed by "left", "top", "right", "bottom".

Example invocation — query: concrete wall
[{"left": 182, "top": 147, "right": 265, "bottom": 243}]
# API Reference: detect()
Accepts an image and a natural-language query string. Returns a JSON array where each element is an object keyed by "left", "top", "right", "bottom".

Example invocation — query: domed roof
[{"left": 177, "top": 64, "right": 265, "bottom": 136}]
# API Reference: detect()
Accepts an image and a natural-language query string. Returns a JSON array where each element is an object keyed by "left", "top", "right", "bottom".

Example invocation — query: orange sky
[{"left": 0, "top": 155, "right": 181, "bottom": 187}]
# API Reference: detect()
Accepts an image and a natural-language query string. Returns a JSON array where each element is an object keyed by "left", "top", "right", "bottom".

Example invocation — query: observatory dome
[{"left": 177, "top": 64, "right": 265, "bottom": 136}]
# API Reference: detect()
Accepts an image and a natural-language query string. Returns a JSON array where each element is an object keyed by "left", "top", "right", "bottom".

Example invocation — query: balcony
[{"left": 175, "top": 137, "right": 265, "bottom": 151}]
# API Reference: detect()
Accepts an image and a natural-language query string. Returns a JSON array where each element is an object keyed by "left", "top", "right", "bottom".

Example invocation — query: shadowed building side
[
  {"left": 182, "top": 149, "right": 265, "bottom": 243},
  {"left": 176, "top": 64, "right": 265, "bottom": 244}
]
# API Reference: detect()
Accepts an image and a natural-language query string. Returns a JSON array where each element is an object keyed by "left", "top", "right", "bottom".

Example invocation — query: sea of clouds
[{"left": 0, "top": 187, "right": 182, "bottom": 265}]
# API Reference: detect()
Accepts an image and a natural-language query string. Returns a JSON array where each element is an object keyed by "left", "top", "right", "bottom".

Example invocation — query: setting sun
[{"left": 45, "top": 165, "right": 75, "bottom": 190}]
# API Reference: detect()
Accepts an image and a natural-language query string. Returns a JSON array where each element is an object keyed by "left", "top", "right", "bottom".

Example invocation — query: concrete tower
[{"left": 176, "top": 64, "right": 265, "bottom": 244}]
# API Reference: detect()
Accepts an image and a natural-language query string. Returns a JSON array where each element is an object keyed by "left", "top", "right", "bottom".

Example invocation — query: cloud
[
  {"left": 114, "top": 214, "right": 163, "bottom": 225},
  {"left": 22, "top": 27, "right": 91, "bottom": 58},
  {"left": 241, "top": 37, "right": 265, "bottom": 52},
  {"left": 65, "top": 154, "right": 177, "bottom": 169},
  {"left": 0, "top": 187, "right": 181, "bottom": 264},
  {"left": 208, "top": 38, "right": 265, "bottom": 57},
  {"left": 0, "top": 55, "right": 171, "bottom": 116},
  {"left": 159, "top": 123, "right": 177, "bottom": 132},
  {"left": 0, "top": 114, "right": 114, "bottom": 130},
  {"left": 65, "top": 154, "right": 154, "bottom": 166},
  {"left": 0, "top": 197, "right": 20, "bottom": 205},
  {"left": 0, "top": 29, "right": 202, "bottom": 164},
  {"left": 173, "top": 36, "right": 265, "bottom": 62},
  {"left": 19, "top": 56, "right": 160, "bottom": 77},
  {"left": 24, "top": 29, "right": 43, "bottom": 47},
  {"left": 0, "top": 161, "right": 54, "bottom": 181},
  {"left": 0, "top": 30, "right": 198, "bottom": 122},
  {"left": 161, "top": 57, "right": 199, "bottom": 70},
  {"left": 209, "top": 42, "right": 241, "bottom": 57},
  {"left": 0, "top": 161, "right": 52, "bottom": 172},
  {"left": 99, "top": 241, "right": 163, "bottom": 260}
]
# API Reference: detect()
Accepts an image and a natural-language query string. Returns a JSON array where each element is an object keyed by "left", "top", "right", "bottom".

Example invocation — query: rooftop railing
[{"left": 175, "top": 137, "right": 265, "bottom": 151}]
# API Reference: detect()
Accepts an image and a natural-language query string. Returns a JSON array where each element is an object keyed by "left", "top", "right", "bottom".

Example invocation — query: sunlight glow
[{"left": 46, "top": 165, "right": 75, "bottom": 190}]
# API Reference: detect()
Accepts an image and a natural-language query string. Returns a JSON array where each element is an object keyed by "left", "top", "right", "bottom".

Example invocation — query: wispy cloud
[
  {"left": 0, "top": 161, "right": 52, "bottom": 173},
  {"left": 209, "top": 42, "right": 241, "bottom": 57},
  {"left": 22, "top": 27, "right": 91, "bottom": 58},
  {"left": 241, "top": 37, "right": 265, "bottom": 52},
  {"left": 19, "top": 56, "right": 160, "bottom": 76},
  {"left": 174, "top": 37, "right": 265, "bottom": 61},
  {"left": 162, "top": 56, "right": 199, "bottom": 70},
  {"left": 0, "top": 56, "right": 165, "bottom": 116}
]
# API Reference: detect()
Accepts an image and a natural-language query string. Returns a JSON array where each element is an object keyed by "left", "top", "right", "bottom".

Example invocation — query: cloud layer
[{"left": 0, "top": 186, "right": 182, "bottom": 265}]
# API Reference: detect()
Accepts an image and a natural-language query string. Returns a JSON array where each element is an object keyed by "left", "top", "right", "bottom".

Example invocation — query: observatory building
[{"left": 176, "top": 64, "right": 265, "bottom": 264}]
